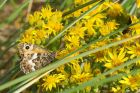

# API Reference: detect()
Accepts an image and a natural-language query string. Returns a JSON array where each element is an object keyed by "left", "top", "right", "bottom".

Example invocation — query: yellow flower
[
  {"left": 119, "top": 75, "right": 140, "bottom": 91},
  {"left": 136, "top": 0, "right": 140, "bottom": 8},
  {"left": 129, "top": 15, "right": 140, "bottom": 35},
  {"left": 83, "top": 62, "right": 92, "bottom": 73},
  {"left": 65, "top": 35, "right": 80, "bottom": 50},
  {"left": 94, "top": 51, "right": 106, "bottom": 62},
  {"left": 127, "top": 42, "right": 140, "bottom": 64},
  {"left": 69, "top": 23, "right": 86, "bottom": 39},
  {"left": 28, "top": 12, "right": 42, "bottom": 26},
  {"left": 20, "top": 28, "right": 47, "bottom": 45},
  {"left": 56, "top": 49, "right": 79, "bottom": 59},
  {"left": 103, "top": 2, "right": 123, "bottom": 17},
  {"left": 43, "top": 11, "right": 63, "bottom": 33},
  {"left": 70, "top": 62, "right": 93, "bottom": 84},
  {"left": 112, "top": 86, "right": 121, "bottom": 93},
  {"left": 72, "top": 9, "right": 82, "bottom": 17},
  {"left": 70, "top": 61, "right": 81, "bottom": 74},
  {"left": 83, "top": 14, "right": 106, "bottom": 36},
  {"left": 127, "top": 42, "right": 140, "bottom": 58},
  {"left": 99, "top": 20, "right": 119, "bottom": 36},
  {"left": 104, "top": 48, "right": 128, "bottom": 69},
  {"left": 42, "top": 74, "right": 65, "bottom": 91},
  {"left": 41, "top": 6, "right": 53, "bottom": 19},
  {"left": 93, "top": 69, "right": 101, "bottom": 76},
  {"left": 91, "top": 40, "right": 108, "bottom": 48},
  {"left": 84, "top": 19, "right": 96, "bottom": 36},
  {"left": 56, "top": 49, "right": 69, "bottom": 59},
  {"left": 74, "top": 0, "right": 86, "bottom": 5},
  {"left": 56, "top": 65, "right": 69, "bottom": 77},
  {"left": 71, "top": 73, "right": 93, "bottom": 84},
  {"left": 88, "top": 13, "right": 106, "bottom": 27}
]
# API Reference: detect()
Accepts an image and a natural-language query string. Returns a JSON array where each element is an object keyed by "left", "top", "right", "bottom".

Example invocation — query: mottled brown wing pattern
[{"left": 17, "top": 43, "right": 56, "bottom": 74}]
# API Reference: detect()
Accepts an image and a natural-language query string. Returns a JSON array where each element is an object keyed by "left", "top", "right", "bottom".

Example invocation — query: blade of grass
[
  {"left": 5, "top": 0, "right": 29, "bottom": 24},
  {"left": 8, "top": 77, "right": 34, "bottom": 93},
  {"left": 0, "top": 23, "right": 28, "bottom": 59},
  {"left": 60, "top": 0, "right": 72, "bottom": 10},
  {"left": 121, "top": 0, "right": 128, "bottom": 6},
  {"left": 0, "top": 64, "right": 19, "bottom": 84},
  {"left": 26, "top": 0, "right": 33, "bottom": 22},
  {"left": 0, "top": 33, "right": 140, "bottom": 91},
  {"left": 62, "top": 0, "right": 99, "bottom": 16},
  {"left": 61, "top": 57, "right": 140, "bottom": 93},
  {"left": 46, "top": 0, "right": 104, "bottom": 46},
  {"left": 11, "top": 69, "right": 54, "bottom": 93},
  {"left": 121, "top": 0, "right": 135, "bottom": 12},
  {"left": 0, "top": 0, "right": 8, "bottom": 10},
  {"left": 95, "top": 69, "right": 140, "bottom": 87},
  {"left": 129, "top": 3, "right": 136, "bottom": 15},
  {"left": 0, "top": 41, "right": 18, "bottom": 59}
]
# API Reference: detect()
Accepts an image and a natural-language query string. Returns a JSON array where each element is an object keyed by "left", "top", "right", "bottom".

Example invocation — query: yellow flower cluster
[
  {"left": 42, "top": 74, "right": 65, "bottom": 91},
  {"left": 19, "top": 0, "right": 140, "bottom": 92},
  {"left": 119, "top": 74, "right": 140, "bottom": 91},
  {"left": 99, "top": 20, "right": 119, "bottom": 36},
  {"left": 20, "top": 6, "right": 63, "bottom": 45},
  {"left": 104, "top": 48, "right": 128, "bottom": 69}
]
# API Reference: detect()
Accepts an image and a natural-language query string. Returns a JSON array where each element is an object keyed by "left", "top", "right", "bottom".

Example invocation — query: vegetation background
[{"left": 0, "top": 0, "right": 140, "bottom": 93}]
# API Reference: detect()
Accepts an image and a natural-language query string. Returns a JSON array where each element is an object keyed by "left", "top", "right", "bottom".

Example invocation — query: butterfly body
[{"left": 18, "top": 43, "right": 55, "bottom": 74}]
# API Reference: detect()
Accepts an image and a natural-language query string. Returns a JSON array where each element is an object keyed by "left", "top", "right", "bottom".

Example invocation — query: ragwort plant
[
  {"left": 19, "top": 0, "right": 140, "bottom": 92},
  {"left": 1, "top": 0, "right": 140, "bottom": 93}
]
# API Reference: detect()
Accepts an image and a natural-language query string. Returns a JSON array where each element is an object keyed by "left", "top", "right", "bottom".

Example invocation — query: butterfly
[{"left": 17, "top": 43, "right": 56, "bottom": 74}]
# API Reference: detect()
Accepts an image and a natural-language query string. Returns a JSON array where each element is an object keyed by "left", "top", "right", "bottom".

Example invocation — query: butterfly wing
[
  {"left": 18, "top": 43, "right": 56, "bottom": 74},
  {"left": 32, "top": 52, "right": 56, "bottom": 70}
]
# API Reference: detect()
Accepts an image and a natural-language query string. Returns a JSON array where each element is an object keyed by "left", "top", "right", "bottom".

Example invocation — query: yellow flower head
[
  {"left": 69, "top": 23, "right": 86, "bottom": 39},
  {"left": 94, "top": 51, "right": 107, "bottom": 62},
  {"left": 41, "top": 6, "right": 53, "bottom": 19},
  {"left": 136, "top": 0, "right": 140, "bottom": 8},
  {"left": 65, "top": 35, "right": 80, "bottom": 50},
  {"left": 129, "top": 15, "right": 140, "bottom": 35},
  {"left": 28, "top": 12, "right": 42, "bottom": 26},
  {"left": 104, "top": 48, "right": 128, "bottom": 69},
  {"left": 112, "top": 86, "right": 121, "bottom": 93},
  {"left": 42, "top": 74, "right": 65, "bottom": 91},
  {"left": 20, "top": 28, "right": 47, "bottom": 44},
  {"left": 127, "top": 42, "right": 140, "bottom": 58},
  {"left": 74, "top": 0, "right": 86, "bottom": 5},
  {"left": 127, "top": 42, "right": 140, "bottom": 65},
  {"left": 83, "top": 13, "right": 106, "bottom": 36},
  {"left": 102, "top": 2, "right": 123, "bottom": 17},
  {"left": 119, "top": 74, "right": 140, "bottom": 91},
  {"left": 56, "top": 49, "right": 69, "bottom": 59},
  {"left": 99, "top": 20, "right": 119, "bottom": 36},
  {"left": 70, "top": 62, "right": 93, "bottom": 84},
  {"left": 70, "top": 73, "right": 93, "bottom": 84}
]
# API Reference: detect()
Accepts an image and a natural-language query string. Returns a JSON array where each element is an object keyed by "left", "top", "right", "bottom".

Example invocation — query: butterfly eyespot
[{"left": 25, "top": 46, "right": 30, "bottom": 50}]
